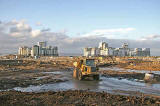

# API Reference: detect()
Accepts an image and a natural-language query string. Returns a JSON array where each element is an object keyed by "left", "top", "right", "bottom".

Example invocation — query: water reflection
[
  {"left": 13, "top": 67, "right": 160, "bottom": 96},
  {"left": 72, "top": 79, "right": 100, "bottom": 90}
]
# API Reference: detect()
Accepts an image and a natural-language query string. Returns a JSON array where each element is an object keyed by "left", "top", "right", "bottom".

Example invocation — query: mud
[
  {"left": 12, "top": 69, "right": 160, "bottom": 98},
  {"left": 0, "top": 59, "right": 74, "bottom": 90},
  {"left": 116, "top": 60, "right": 160, "bottom": 71},
  {"left": 0, "top": 57, "right": 160, "bottom": 105},
  {"left": 0, "top": 69, "right": 71, "bottom": 90},
  {"left": 1, "top": 90, "right": 160, "bottom": 106},
  {"left": 0, "top": 59, "right": 73, "bottom": 71},
  {"left": 100, "top": 67, "right": 160, "bottom": 83}
]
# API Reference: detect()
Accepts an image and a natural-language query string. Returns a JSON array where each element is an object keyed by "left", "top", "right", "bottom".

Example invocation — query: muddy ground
[
  {"left": 0, "top": 58, "right": 160, "bottom": 105},
  {"left": 0, "top": 69, "right": 70, "bottom": 90},
  {"left": 1, "top": 90, "right": 160, "bottom": 106},
  {"left": 100, "top": 69, "right": 160, "bottom": 83},
  {"left": 0, "top": 59, "right": 73, "bottom": 90},
  {"left": 116, "top": 61, "right": 160, "bottom": 71}
]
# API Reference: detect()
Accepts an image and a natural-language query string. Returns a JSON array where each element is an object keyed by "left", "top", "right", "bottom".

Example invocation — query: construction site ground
[{"left": 0, "top": 56, "right": 160, "bottom": 105}]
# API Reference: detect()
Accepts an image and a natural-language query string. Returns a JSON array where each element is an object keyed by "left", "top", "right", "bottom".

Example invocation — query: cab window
[{"left": 86, "top": 59, "right": 95, "bottom": 66}]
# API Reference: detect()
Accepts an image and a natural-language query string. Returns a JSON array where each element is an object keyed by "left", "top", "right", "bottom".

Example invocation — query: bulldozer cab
[{"left": 83, "top": 59, "right": 95, "bottom": 67}]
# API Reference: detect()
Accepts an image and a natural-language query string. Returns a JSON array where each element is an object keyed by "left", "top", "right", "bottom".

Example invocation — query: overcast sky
[{"left": 0, "top": 0, "right": 160, "bottom": 56}]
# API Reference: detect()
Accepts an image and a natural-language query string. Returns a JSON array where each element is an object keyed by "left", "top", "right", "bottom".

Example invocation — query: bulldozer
[{"left": 73, "top": 58, "right": 99, "bottom": 80}]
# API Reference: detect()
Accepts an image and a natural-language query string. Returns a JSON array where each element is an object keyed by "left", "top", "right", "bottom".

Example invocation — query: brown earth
[
  {"left": 100, "top": 68, "right": 160, "bottom": 83},
  {"left": 0, "top": 69, "right": 69, "bottom": 90},
  {"left": 116, "top": 61, "right": 160, "bottom": 71},
  {"left": 101, "top": 70, "right": 145, "bottom": 79},
  {"left": 1, "top": 90, "right": 160, "bottom": 106},
  {"left": 0, "top": 57, "right": 160, "bottom": 105},
  {"left": 0, "top": 59, "right": 74, "bottom": 71},
  {"left": 0, "top": 58, "right": 74, "bottom": 90},
  {"left": 0, "top": 59, "right": 73, "bottom": 90}
]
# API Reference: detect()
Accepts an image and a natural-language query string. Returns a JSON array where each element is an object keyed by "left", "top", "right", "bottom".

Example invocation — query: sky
[{"left": 0, "top": 0, "right": 160, "bottom": 55}]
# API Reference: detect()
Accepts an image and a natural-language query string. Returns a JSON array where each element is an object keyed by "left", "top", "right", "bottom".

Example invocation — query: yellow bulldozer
[{"left": 73, "top": 58, "right": 99, "bottom": 80}]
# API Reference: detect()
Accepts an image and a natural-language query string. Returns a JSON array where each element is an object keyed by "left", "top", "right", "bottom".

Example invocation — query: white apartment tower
[
  {"left": 83, "top": 42, "right": 150, "bottom": 57},
  {"left": 18, "top": 46, "right": 31, "bottom": 56},
  {"left": 38, "top": 41, "right": 47, "bottom": 48},
  {"left": 18, "top": 41, "right": 58, "bottom": 57},
  {"left": 31, "top": 45, "right": 39, "bottom": 56},
  {"left": 99, "top": 42, "right": 108, "bottom": 50}
]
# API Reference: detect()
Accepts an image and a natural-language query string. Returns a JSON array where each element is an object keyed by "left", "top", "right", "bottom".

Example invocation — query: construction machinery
[{"left": 73, "top": 58, "right": 99, "bottom": 80}]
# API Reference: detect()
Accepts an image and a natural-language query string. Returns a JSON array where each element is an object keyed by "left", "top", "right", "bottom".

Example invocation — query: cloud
[
  {"left": 141, "top": 34, "right": 160, "bottom": 40},
  {"left": 31, "top": 30, "right": 41, "bottom": 37},
  {"left": 41, "top": 28, "right": 50, "bottom": 32},
  {"left": 0, "top": 20, "right": 69, "bottom": 54},
  {"left": 81, "top": 28, "right": 135, "bottom": 38},
  {"left": 1, "top": 19, "right": 32, "bottom": 37},
  {"left": 36, "top": 22, "right": 42, "bottom": 26},
  {"left": 10, "top": 32, "right": 22, "bottom": 37},
  {"left": 0, "top": 20, "right": 159, "bottom": 56},
  {"left": 1, "top": 19, "right": 50, "bottom": 38}
]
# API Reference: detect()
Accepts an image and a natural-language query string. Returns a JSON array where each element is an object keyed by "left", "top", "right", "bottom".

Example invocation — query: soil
[
  {"left": 0, "top": 69, "right": 69, "bottom": 90},
  {"left": 0, "top": 57, "right": 160, "bottom": 105},
  {"left": 100, "top": 68, "right": 160, "bottom": 83},
  {"left": 101, "top": 70, "right": 145, "bottom": 79},
  {"left": 1, "top": 90, "right": 160, "bottom": 106},
  {"left": 0, "top": 59, "right": 73, "bottom": 90},
  {"left": 116, "top": 61, "right": 160, "bottom": 71}
]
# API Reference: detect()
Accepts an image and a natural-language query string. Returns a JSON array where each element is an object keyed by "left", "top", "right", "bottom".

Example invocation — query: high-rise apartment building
[
  {"left": 18, "top": 46, "right": 31, "bottom": 56},
  {"left": 31, "top": 45, "right": 39, "bottom": 56},
  {"left": 83, "top": 42, "right": 150, "bottom": 57},
  {"left": 38, "top": 41, "right": 47, "bottom": 48},
  {"left": 18, "top": 41, "right": 58, "bottom": 57}
]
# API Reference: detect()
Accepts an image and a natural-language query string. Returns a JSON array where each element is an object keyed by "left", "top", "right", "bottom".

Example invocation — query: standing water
[{"left": 14, "top": 67, "right": 160, "bottom": 96}]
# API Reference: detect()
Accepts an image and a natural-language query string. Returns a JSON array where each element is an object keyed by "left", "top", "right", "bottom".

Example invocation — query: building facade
[
  {"left": 31, "top": 45, "right": 39, "bottom": 56},
  {"left": 84, "top": 47, "right": 100, "bottom": 57},
  {"left": 83, "top": 42, "right": 150, "bottom": 57},
  {"left": 18, "top": 41, "right": 58, "bottom": 57},
  {"left": 18, "top": 46, "right": 31, "bottom": 56}
]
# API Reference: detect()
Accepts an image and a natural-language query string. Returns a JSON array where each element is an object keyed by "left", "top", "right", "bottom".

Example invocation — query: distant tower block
[
  {"left": 38, "top": 41, "right": 47, "bottom": 48},
  {"left": 122, "top": 43, "right": 128, "bottom": 49},
  {"left": 31, "top": 45, "right": 39, "bottom": 56},
  {"left": 99, "top": 42, "right": 108, "bottom": 50}
]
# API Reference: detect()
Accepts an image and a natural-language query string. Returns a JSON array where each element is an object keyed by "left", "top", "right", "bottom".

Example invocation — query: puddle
[
  {"left": 13, "top": 79, "right": 100, "bottom": 92},
  {"left": 36, "top": 76, "right": 49, "bottom": 80},
  {"left": 12, "top": 67, "right": 160, "bottom": 96},
  {"left": 41, "top": 71, "right": 64, "bottom": 74},
  {"left": 13, "top": 77, "right": 160, "bottom": 96}
]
